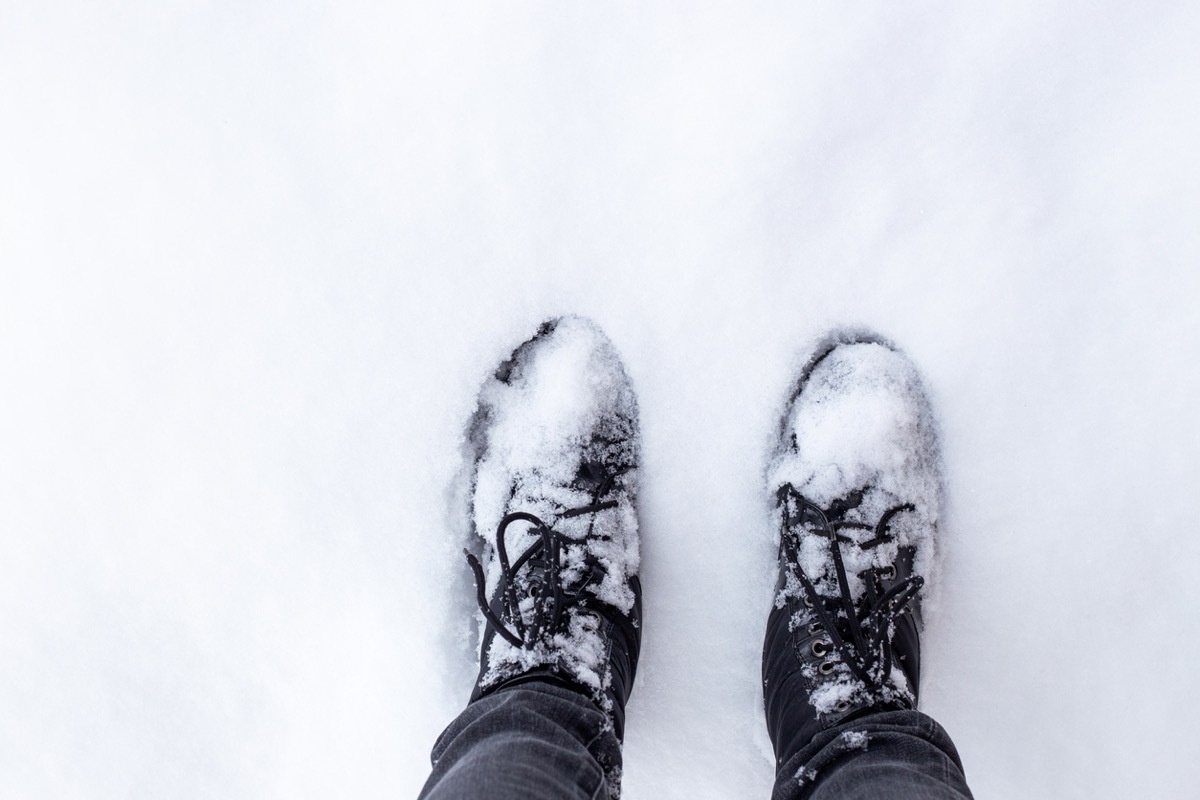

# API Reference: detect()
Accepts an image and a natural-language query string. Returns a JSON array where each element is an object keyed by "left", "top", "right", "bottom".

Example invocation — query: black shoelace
[
  {"left": 465, "top": 468, "right": 623, "bottom": 649},
  {"left": 777, "top": 484, "right": 924, "bottom": 692}
]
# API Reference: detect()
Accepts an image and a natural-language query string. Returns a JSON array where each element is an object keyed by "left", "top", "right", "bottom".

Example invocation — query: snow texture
[
  {"left": 794, "top": 766, "right": 819, "bottom": 789},
  {"left": 839, "top": 731, "right": 869, "bottom": 752},
  {"left": 3, "top": 3, "right": 1200, "bottom": 800}
]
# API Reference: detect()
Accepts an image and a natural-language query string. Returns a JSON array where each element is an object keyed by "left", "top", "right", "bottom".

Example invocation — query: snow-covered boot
[
  {"left": 762, "top": 330, "right": 942, "bottom": 767},
  {"left": 463, "top": 316, "right": 642, "bottom": 741}
]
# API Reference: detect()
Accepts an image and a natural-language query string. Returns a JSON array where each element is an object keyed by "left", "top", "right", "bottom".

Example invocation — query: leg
[
  {"left": 773, "top": 709, "right": 971, "bottom": 800},
  {"left": 421, "top": 682, "right": 620, "bottom": 800}
]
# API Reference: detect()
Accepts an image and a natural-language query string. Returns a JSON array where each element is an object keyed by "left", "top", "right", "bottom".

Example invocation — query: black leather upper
[
  {"left": 763, "top": 541, "right": 921, "bottom": 768},
  {"left": 472, "top": 574, "right": 642, "bottom": 741}
]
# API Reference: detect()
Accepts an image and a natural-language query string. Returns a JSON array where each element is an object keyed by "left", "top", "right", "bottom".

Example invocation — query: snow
[
  {"left": 2, "top": 2, "right": 1199, "bottom": 799},
  {"left": 767, "top": 340, "right": 934, "bottom": 715},
  {"left": 839, "top": 731, "right": 869, "bottom": 752},
  {"left": 794, "top": 766, "right": 819, "bottom": 788}
]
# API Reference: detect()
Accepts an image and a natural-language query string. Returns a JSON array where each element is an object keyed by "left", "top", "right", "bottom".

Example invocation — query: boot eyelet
[
  {"left": 811, "top": 641, "right": 829, "bottom": 658},
  {"left": 819, "top": 660, "right": 835, "bottom": 675},
  {"left": 878, "top": 564, "right": 896, "bottom": 581},
  {"left": 808, "top": 622, "right": 823, "bottom": 634},
  {"left": 803, "top": 594, "right": 814, "bottom": 608},
  {"left": 835, "top": 700, "right": 851, "bottom": 713}
]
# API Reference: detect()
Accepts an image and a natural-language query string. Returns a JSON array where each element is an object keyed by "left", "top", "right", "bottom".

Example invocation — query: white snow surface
[{"left": 3, "top": 3, "right": 1200, "bottom": 799}]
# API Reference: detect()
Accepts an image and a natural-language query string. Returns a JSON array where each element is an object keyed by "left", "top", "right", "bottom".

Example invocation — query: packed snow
[{"left": 2, "top": 2, "right": 1199, "bottom": 799}]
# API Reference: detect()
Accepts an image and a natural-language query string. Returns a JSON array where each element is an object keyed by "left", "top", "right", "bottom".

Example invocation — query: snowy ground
[{"left": 3, "top": 2, "right": 1199, "bottom": 798}]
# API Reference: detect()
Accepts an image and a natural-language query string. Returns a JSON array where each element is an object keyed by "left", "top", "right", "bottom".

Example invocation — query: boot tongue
[
  {"left": 825, "top": 488, "right": 865, "bottom": 518},
  {"left": 575, "top": 458, "right": 608, "bottom": 489}
]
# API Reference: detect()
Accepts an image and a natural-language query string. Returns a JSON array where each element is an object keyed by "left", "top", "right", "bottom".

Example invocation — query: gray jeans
[{"left": 419, "top": 682, "right": 973, "bottom": 800}]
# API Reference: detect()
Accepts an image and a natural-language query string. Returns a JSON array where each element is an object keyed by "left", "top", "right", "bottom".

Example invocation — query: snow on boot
[
  {"left": 762, "top": 329, "right": 942, "bottom": 767},
  {"left": 462, "top": 316, "right": 642, "bottom": 742}
]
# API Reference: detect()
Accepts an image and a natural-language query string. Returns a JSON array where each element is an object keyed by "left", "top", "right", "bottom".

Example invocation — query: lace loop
[
  {"left": 465, "top": 466, "right": 628, "bottom": 650},
  {"left": 465, "top": 512, "right": 571, "bottom": 648},
  {"left": 778, "top": 485, "right": 924, "bottom": 693}
]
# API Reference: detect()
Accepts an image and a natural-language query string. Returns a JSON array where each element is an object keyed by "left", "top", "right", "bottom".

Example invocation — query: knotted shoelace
[
  {"left": 465, "top": 468, "right": 624, "bottom": 649},
  {"left": 777, "top": 484, "right": 924, "bottom": 691}
]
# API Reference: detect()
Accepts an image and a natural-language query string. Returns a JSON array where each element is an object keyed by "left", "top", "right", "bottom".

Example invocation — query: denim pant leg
[
  {"left": 774, "top": 710, "right": 973, "bottom": 800},
  {"left": 420, "top": 682, "right": 622, "bottom": 800}
]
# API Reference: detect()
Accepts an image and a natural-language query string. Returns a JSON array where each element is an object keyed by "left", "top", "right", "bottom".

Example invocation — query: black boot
[
  {"left": 762, "top": 330, "right": 941, "bottom": 768},
  {"left": 461, "top": 316, "right": 643, "bottom": 741}
]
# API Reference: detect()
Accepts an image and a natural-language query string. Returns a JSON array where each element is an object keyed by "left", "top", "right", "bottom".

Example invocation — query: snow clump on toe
[{"left": 768, "top": 338, "right": 942, "bottom": 602}]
